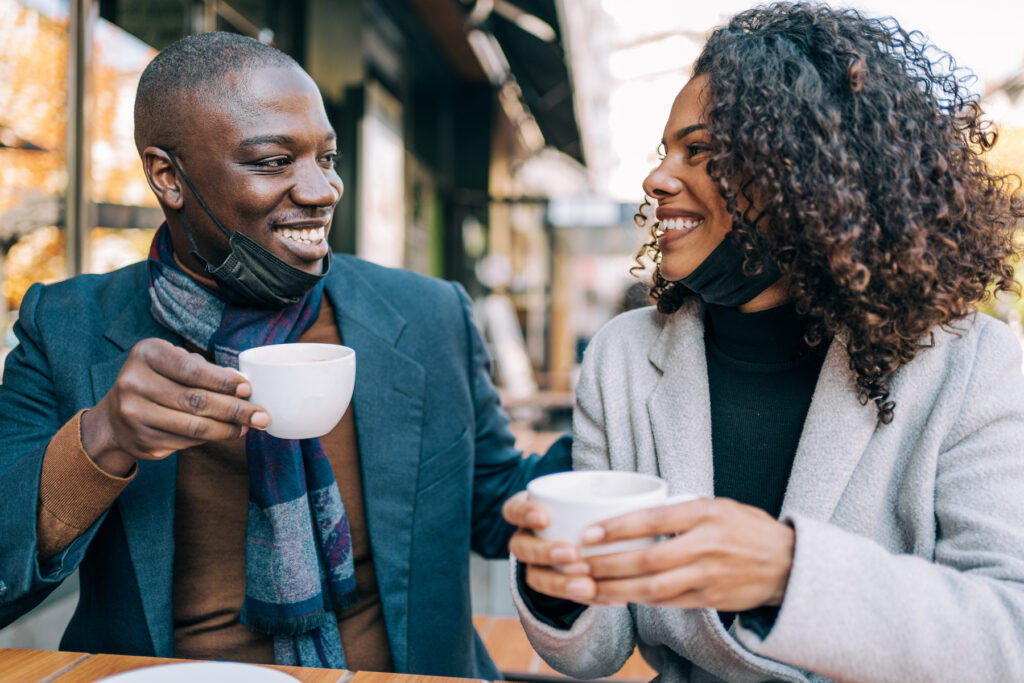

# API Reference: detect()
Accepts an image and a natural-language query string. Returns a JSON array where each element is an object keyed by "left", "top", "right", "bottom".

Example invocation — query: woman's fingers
[
  {"left": 582, "top": 497, "right": 711, "bottom": 546},
  {"left": 505, "top": 491, "right": 586, "bottom": 566},
  {"left": 585, "top": 533, "right": 697, "bottom": 580},
  {"left": 502, "top": 491, "right": 548, "bottom": 528},
  {"left": 509, "top": 529, "right": 584, "bottom": 567},
  {"left": 524, "top": 565, "right": 599, "bottom": 602},
  {"left": 590, "top": 564, "right": 707, "bottom": 605}
]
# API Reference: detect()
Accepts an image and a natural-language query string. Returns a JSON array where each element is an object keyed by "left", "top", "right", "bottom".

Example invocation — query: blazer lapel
[
  {"left": 781, "top": 334, "right": 878, "bottom": 521},
  {"left": 90, "top": 276, "right": 181, "bottom": 657},
  {"left": 325, "top": 261, "right": 425, "bottom": 673},
  {"left": 646, "top": 306, "right": 715, "bottom": 497}
]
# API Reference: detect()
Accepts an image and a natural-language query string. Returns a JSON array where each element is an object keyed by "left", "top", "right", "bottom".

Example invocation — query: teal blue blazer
[{"left": 0, "top": 256, "right": 570, "bottom": 678}]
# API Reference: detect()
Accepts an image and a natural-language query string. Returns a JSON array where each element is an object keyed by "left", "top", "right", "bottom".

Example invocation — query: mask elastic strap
[
  {"left": 174, "top": 209, "right": 213, "bottom": 270},
  {"left": 163, "top": 149, "right": 233, "bottom": 243}
]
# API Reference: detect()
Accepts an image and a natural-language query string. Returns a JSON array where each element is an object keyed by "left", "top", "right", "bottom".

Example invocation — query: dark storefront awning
[
  {"left": 486, "top": 0, "right": 584, "bottom": 165},
  {"left": 408, "top": 0, "right": 585, "bottom": 166}
]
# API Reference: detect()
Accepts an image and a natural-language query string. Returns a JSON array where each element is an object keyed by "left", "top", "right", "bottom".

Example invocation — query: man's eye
[
  {"left": 321, "top": 152, "right": 339, "bottom": 168},
  {"left": 253, "top": 157, "right": 290, "bottom": 169}
]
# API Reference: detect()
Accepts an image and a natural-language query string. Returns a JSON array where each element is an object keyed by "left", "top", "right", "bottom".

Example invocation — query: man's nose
[
  {"left": 642, "top": 163, "right": 683, "bottom": 200},
  {"left": 291, "top": 160, "right": 342, "bottom": 207}
]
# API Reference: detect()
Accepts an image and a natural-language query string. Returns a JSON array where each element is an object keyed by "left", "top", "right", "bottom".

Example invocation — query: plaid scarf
[{"left": 147, "top": 224, "right": 356, "bottom": 668}]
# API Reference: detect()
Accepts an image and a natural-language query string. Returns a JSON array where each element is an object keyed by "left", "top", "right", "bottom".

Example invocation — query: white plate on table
[{"left": 96, "top": 661, "right": 301, "bottom": 682}]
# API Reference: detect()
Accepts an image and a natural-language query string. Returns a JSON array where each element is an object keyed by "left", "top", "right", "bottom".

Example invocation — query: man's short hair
[{"left": 134, "top": 32, "right": 300, "bottom": 153}]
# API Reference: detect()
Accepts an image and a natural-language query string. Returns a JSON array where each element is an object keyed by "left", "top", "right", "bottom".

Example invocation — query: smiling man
[{"left": 0, "top": 33, "right": 569, "bottom": 677}]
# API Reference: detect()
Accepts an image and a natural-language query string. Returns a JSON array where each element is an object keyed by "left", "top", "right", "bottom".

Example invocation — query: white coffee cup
[
  {"left": 237, "top": 343, "right": 355, "bottom": 440},
  {"left": 527, "top": 470, "right": 697, "bottom": 557}
]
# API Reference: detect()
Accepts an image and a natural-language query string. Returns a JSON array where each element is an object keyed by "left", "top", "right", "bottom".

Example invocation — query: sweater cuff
[
  {"left": 516, "top": 561, "right": 588, "bottom": 630},
  {"left": 37, "top": 409, "right": 136, "bottom": 559},
  {"left": 736, "top": 605, "right": 780, "bottom": 639}
]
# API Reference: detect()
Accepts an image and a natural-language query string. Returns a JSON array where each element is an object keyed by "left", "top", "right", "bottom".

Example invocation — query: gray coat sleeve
[{"left": 512, "top": 324, "right": 639, "bottom": 680}]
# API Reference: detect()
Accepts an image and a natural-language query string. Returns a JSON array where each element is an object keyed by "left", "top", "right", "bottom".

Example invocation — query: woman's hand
[
  {"left": 578, "top": 497, "right": 795, "bottom": 610},
  {"left": 502, "top": 491, "right": 599, "bottom": 603}
]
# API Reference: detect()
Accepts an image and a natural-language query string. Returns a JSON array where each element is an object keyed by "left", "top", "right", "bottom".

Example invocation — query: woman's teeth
[
  {"left": 660, "top": 217, "right": 704, "bottom": 231},
  {"left": 277, "top": 227, "right": 325, "bottom": 245}
]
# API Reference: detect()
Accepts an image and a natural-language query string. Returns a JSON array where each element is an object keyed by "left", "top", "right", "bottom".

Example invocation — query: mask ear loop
[{"left": 163, "top": 149, "right": 232, "bottom": 269}]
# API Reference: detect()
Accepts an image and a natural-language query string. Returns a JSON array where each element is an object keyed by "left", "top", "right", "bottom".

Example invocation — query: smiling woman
[
  {"left": 506, "top": 3, "right": 1024, "bottom": 682},
  {"left": 634, "top": 5, "right": 1023, "bottom": 423}
]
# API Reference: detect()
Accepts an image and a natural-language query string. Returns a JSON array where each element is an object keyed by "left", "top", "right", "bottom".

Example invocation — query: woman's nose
[{"left": 642, "top": 162, "right": 683, "bottom": 199}]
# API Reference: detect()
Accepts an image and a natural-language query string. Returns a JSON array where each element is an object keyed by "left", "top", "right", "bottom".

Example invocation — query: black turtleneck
[
  {"left": 704, "top": 301, "right": 825, "bottom": 519},
  {"left": 704, "top": 302, "right": 825, "bottom": 632}
]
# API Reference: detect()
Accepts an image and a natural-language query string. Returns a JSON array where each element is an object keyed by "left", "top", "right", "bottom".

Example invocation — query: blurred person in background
[
  {"left": 504, "top": 3, "right": 1024, "bottom": 681},
  {"left": 0, "top": 32, "right": 569, "bottom": 677}
]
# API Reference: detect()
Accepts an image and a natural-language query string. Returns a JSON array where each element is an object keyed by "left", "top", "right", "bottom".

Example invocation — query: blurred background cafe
[{"left": 2, "top": 0, "right": 1024, "bottom": 678}]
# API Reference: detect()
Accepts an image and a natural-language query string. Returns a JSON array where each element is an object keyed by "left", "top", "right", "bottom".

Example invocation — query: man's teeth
[
  {"left": 277, "top": 227, "right": 325, "bottom": 245},
  {"left": 660, "top": 217, "right": 703, "bottom": 231}
]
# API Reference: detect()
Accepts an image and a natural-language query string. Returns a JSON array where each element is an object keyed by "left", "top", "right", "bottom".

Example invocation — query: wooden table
[{"left": 0, "top": 648, "right": 483, "bottom": 683}]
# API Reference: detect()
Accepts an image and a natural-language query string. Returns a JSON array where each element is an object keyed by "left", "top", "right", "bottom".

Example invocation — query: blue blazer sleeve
[
  {"left": 451, "top": 283, "right": 571, "bottom": 558},
  {"left": 0, "top": 283, "right": 112, "bottom": 627}
]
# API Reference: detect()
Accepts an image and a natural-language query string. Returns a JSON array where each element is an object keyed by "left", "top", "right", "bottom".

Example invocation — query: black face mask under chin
[
  {"left": 676, "top": 234, "right": 782, "bottom": 308},
  {"left": 164, "top": 150, "right": 330, "bottom": 309}
]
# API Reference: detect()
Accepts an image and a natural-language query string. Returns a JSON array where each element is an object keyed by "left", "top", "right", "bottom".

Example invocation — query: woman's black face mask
[
  {"left": 163, "top": 149, "right": 330, "bottom": 309},
  {"left": 677, "top": 232, "right": 781, "bottom": 307}
]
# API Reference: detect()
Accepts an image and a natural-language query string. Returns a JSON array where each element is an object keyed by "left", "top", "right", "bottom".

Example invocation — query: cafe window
[
  {"left": 0, "top": 0, "right": 70, "bottom": 352},
  {"left": 0, "top": 0, "right": 158, "bottom": 366},
  {"left": 0, "top": 0, "right": 292, "bottom": 370}
]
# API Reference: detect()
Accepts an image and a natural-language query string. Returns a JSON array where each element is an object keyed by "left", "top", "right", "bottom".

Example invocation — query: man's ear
[{"left": 142, "top": 146, "right": 184, "bottom": 210}]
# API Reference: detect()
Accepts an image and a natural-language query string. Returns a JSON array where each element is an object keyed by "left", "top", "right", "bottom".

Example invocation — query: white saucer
[{"left": 96, "top": 661, "right": 301, "bottom": 682}]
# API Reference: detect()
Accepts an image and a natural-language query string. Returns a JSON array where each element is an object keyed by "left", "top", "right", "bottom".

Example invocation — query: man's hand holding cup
[{"left": 81, "top": 338, "right": 269, "bottom": 476}]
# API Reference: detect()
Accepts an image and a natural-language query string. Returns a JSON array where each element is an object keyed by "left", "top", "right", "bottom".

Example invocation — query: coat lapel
[
  {"left": 646, "top": 305, "right": 716, "bottom": 497},
  {"left": 781, "top": 334, "right": 879, "bottom": 521},
  {"left": 325, "top": 261, "right": 425, "bottom": 672},
  {"left": 646, "top": 305, "right": 878, "bottom": 522},
  {"left": 90, "top": 273, "right": 181, "bottom": 657}
]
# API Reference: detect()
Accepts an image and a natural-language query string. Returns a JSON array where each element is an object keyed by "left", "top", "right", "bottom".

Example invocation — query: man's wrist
[{"left": 80, "top": 408, "right": 135, "bottom": 476}]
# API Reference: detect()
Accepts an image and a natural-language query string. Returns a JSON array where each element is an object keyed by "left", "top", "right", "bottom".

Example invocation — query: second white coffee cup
[
  {"left": 237, "top": 342, "right": 355, "bottom": 440},
  {"left": 527, "top": 470, "right": 697, "bottom": 557}
]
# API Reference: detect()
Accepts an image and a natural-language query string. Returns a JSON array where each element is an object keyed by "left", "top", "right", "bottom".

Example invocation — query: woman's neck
[{"left": 737, "top": 276, "right": 791, "bottom": 312}]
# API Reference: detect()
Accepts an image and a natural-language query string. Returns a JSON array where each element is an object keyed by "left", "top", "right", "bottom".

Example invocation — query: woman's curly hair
[{"left": 633, "top": 2, "right": 1024, "bottom": 423}]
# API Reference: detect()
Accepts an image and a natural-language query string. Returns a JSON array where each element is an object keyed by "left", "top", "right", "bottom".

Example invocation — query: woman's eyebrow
[{"left": 673, "top": 123, "right": 710, "bottom": 140}]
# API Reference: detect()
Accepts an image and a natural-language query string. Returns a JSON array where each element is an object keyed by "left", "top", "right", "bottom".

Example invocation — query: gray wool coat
[{"left": 513, "top": 302, "right": 1024, "bottom": 683}]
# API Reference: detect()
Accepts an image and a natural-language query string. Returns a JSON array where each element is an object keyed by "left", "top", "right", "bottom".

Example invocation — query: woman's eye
[{"left": 686, "top": 144, "right": 712, "bottom": 157}]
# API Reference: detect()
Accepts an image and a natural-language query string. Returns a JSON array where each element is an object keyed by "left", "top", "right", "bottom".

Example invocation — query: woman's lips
[{"left": 657, "top": 216, "right": 704, "bottom": 249}]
